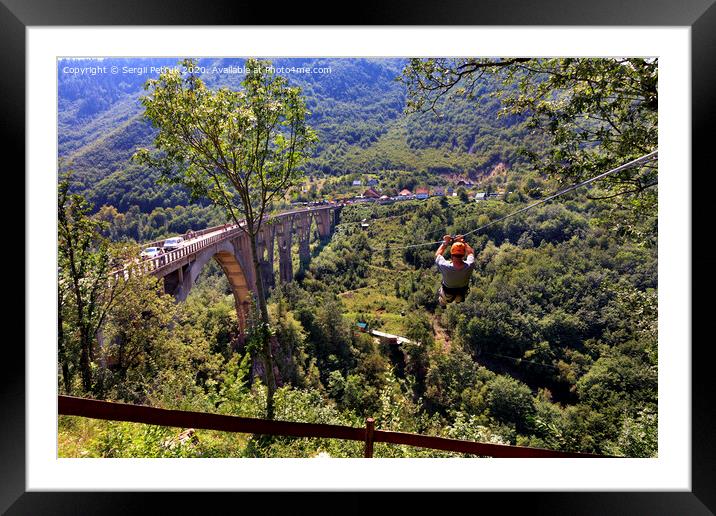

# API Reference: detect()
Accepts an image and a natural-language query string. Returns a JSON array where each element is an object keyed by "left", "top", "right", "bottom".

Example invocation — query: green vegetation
[
  {"left": 58, "top": 57, "right": 544, "bottom": 244},
  {"left": 134, "top": 58, "right": 317, "bottom": 419},
  {"left": 58, "top": 189, "right": 657, "bottom": 457},
  {"left": 400, "top": 57, "right": 658, "bottom": 244},
  {"left": 57, "top": 57, "right": 657, "bottom": 458}
]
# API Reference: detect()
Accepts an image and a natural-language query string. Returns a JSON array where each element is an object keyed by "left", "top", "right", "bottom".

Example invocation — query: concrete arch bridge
[{"left": 114, "top": 205, "right": 340, "bottom": 332}]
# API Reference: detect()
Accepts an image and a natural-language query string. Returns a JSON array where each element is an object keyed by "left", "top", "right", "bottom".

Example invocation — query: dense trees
[
  {"left": 58, "top": 190, "right": 658, "bottom": 457},
  {"left": 58, "top": 176, "right": 124, "bottom": 393},
  {"left": 135, "top": 58, "right": 317, "bottom": 419},
  {"left": 58, "top": 57, "right": 658, "bottom": 458},
  {"left": 400, "top": 58, "right": 658, "bottom": 246}
]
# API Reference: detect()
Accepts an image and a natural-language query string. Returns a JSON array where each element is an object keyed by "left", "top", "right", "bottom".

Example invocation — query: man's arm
[{"left": 436, "top": 235, "right": 452, "bottom": 257}]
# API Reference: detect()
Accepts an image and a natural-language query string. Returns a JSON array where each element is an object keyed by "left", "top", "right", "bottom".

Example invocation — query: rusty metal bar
[
  {"left": 58, "top": 396, "right": 364, "bottom": 442},
  {"left": 58, "top": 396, "right": 608, "bottom": 458},
  {"left": 364, "top": 417, "right": 375, "bottom": 458},
  {"left": 372, "top": 430, "right": 608, "bottom": 458}
]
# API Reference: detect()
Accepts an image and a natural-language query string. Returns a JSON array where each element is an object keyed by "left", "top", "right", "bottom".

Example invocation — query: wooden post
[{"left": 364, "top": 417, "right": 375, "bottom": 458}]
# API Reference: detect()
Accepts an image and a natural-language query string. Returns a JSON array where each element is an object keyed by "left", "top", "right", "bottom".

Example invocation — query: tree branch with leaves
[
  {"left": 399, "top": 57, "right": 658, "bottom": 244},
  {"left": 58, "top": 175, "right": 129, "bottom": 394},
  {"left": 134, "top": 58, "right": 317, "bottom": 418}
]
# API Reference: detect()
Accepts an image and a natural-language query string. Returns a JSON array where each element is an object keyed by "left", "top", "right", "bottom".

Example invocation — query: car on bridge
[
  {"left": 140, "top": 247, "right": 163, "bottom": 260},
  {"left": 162, "top": 237, "right": 185, "bottom": 252}
]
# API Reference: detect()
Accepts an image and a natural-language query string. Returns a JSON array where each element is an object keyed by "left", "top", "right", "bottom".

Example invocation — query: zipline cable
[
  {"left": 360, "top": 150, "right": 658, "bottom": 252},
  {"left": 335, "top": 211, "right": 410, "bottom": 229},
  {"left": 482, "top": 352, "right": 561, "bottom": 371},
  {"left": 459, "top": 150, "right": 658, "bottom": 240}
]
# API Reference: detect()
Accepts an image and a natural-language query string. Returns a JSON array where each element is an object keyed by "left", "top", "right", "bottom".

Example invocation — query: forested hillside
[
  {"left": 58, "top": 57, "right": 542, "bottom": 242},
  {"left": 57, "top": 57, "right": 658, "bottom": 459}
]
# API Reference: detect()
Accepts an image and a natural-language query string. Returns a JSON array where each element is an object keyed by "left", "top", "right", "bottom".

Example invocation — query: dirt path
[
  {"left": 337, "top": 285, "right": 373, "bottom": 297},
  {"left": 432, "top": 314, "right": 451, "bottom": 352}
]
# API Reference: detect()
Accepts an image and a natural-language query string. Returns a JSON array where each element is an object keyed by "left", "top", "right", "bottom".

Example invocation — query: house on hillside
[
  {"left": 363, "top": 187, "right": 381, "bottom": 199},
  {"left": 398, "top": 188, "right": 413, "bottom": 199},
  {"left": 352, "top": 179, "right": 363, "bottom": 187},
  {"left": 447, "top": 186, "right": 455, "bottom": 196},
  {"left": 415, "top": 186, "right": 430, "bottom": 200},
  {"left": 433, "top": 187, "right": 446, "bottom": 196},
  {"left": 474, "top": 192, "right": 487, "bottom": 201},
  {"left": 367, "top": 178, "right": 379, "bottom": 186}
]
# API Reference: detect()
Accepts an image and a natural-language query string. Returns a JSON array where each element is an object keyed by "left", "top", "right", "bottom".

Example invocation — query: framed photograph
[{"left": 7, "top": 0, "right": 713, "bottom": 513}]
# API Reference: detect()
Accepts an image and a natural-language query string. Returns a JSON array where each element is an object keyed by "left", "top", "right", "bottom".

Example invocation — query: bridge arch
[
  {"left": 143, "top": 206, "right": 340, "bottom": 334},
  {"left": 164, "top": 239, "right": 254, "bottom": 332},
  {"left": 213, "top": 249, "right": 253, "bottom": 331}
]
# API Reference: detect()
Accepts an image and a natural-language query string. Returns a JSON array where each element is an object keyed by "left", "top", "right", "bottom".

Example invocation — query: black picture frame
[{"left": 5, "top": 0, "right": 714, "bottom": 513}]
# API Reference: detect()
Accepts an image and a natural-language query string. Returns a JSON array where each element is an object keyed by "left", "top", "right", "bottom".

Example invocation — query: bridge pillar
[
  {"left": 333, "top": 206, "right": 341, "bottom": 228},
  {"left": 163, "top": 264, "right": 193, "bottom": 301},
  {"left": 257, "top": 224, "right": 276, "bottom": 292},
  {"left": 315, "top": 210, "right": 331, "bottom": 241},
  {"left": 296, "top": 213, "right": 311, "bottom": 270},
  {"left": 277, "top": 216, "right": 294, "bottom": 283},
  {"left": 236, "top": 298, "right": 250, "bottom": 339}
]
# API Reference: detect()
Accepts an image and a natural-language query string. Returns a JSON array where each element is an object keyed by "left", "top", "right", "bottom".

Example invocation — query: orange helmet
[{"left": 450, "top": 241, "right": 466, "bottom": 256}]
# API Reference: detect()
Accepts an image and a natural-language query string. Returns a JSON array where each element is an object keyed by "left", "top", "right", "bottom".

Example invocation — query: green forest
[{"left": 58, "top": 57, "right": 658, "bottom": 458}]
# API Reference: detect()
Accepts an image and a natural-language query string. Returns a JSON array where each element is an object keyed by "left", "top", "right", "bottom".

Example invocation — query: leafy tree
[
  {"left": 485, "top": 375, "right": 536, "bottom": 433},
  {"left": 424, "top": 349, "right": 478, "bottom": 415},
  {"left": 404, "top": 312, "right": 434, "bottom": 348},
  {"left": 457, "top": 187, "right": 469, "bottom": 203},
  {"left": 613, "top": 406, "right": 657, "bottom": 458},
  {"left": 270, "top": 297, "right": 311, "bottom": 387},
  {"left": 58, "top": 177, "right": 127, "bottom": 393},
  {"left": 135, "top": 58, "right": 317, "bottom": 419},
  {"left": 399, "top": 58, "right": 658, "bottom": 230},
  {"left": 576, "top": 350, "right": 656, "bottom": 412},
  {"left": 382, "top": 242, "right": 391, "bottom": 267},
  {"left": 99, "top": 274, "right": 178, "bottom": 401}
]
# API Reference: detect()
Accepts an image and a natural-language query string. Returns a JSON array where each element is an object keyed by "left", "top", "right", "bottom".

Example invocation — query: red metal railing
[{"left": 58, "top": 395, "right": 608, "bottom": 458}]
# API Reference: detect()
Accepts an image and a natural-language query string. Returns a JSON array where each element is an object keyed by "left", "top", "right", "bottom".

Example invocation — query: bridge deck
[{"left": 112, "top": 205, "right": 337, "bottom": 280}]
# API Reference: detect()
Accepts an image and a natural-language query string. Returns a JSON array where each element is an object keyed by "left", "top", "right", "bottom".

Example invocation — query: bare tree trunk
[
  {"left": 249, "top": 232, "right": 276, "bottom": 420},
  {"left": 79, "top": 328, "right": 92, "bottom": 393},
  {"left": 57, "top": 293, "right": 71, "bottom": 394}
]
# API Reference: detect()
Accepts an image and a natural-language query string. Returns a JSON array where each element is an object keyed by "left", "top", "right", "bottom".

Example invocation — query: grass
[
  {"left": 58, "top": 415, "right": 251, "bottom": 458},
  {"left": 340, "top": 286, "right": 410, "bottom": 336}
]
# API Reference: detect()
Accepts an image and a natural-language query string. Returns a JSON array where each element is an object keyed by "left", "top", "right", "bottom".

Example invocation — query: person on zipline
[{"left": 435, "top": 234, "right": 475, "bottom": 306}]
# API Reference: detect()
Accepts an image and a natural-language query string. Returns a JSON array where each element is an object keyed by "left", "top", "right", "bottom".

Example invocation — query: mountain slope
[{"left": 58, "top": 57, "right": 545, "bottom": 239}]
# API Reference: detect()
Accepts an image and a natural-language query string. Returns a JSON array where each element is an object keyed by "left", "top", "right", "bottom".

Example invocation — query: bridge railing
[
  {"left": 138, "top": 206, "right": 322, "bottom": 250},
  {"left": 139, "top": 223, "right": 237, "bottom": 250},
  {"left": 58, "top": 395, "right": 609, "bottom": 458},
  {"left": 111, "top": 206, "right": 337, "bottom": 281},
  {"left": 110, "top": 225, "right": 244, "bottom": 281}
]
